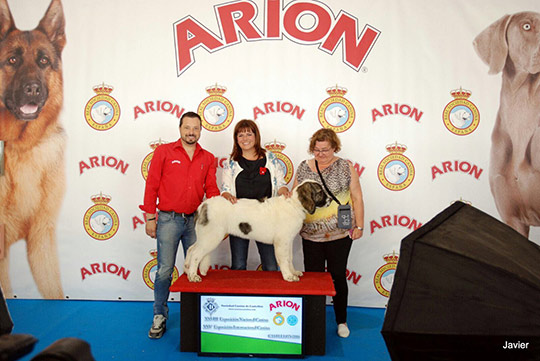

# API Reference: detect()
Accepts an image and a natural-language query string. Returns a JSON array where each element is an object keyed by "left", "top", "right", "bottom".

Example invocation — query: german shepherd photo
[{"left": 0, "top": 0, "right": 66, "bottom": 299}]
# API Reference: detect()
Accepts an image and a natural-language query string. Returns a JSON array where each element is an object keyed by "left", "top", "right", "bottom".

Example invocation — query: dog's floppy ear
[
  {"left": 37, "top": 0, "right": 66, "bottom": 54},
  {"left": 297, "top": 182, "right": 316, "bottom": 214},
  {"left": 473, "top": 14, "right": 512, "bottom": 75},
  {"left": 0, "top": 0, "right": 15, "bottom": 41}
]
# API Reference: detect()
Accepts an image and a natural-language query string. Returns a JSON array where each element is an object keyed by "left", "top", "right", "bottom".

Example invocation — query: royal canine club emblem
[
  {"left": 84, "top": 83, "right": 121, "bottom": 131},
  {"left": 83, "top": 192, "right": 119, "bottom": 241},
  {"left": 142, "top": 250, "right": 180, "bottom": 290},
  {"left": 203, "top": 297, "right": 219, "bottom": 316},
  {"left": 273, "top": 312, "right": 285, "bottom": 326},
  {"left": 141, "top": 139, "right": 167, "bottom": 181},
  {"left": 443, "top": 87, "right": 479, "bottom": 136},
  {"left": 198, "top": 83, "right": 234, "bottom": 132},
  {"left": 377, "top": 142, "right": 415, "bottom": 191},
  {"left": 318, "top": 85, "right": 355, "bottom": 133},
  {"left": 264, "top": 140, "right": 294, "bottom": 184},
  {"left": 373, "top": 251, "right": 399, "bottom": 297}
]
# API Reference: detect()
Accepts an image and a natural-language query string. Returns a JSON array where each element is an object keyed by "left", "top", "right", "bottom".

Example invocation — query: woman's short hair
[
  {"left": 309, "top": 128, "right": 341, "bottom": 153},
  {"left": 230, "top": 119, "right": 266, "bottom": 161}
]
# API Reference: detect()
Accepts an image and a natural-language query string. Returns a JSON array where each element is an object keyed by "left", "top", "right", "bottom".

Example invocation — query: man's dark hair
[{"left": 179, "top": 111, "right": 202, "bottom": 127}]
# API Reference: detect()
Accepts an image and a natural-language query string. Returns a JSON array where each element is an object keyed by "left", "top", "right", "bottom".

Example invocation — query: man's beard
[{"left": 182, "top": 135, "right": 198, "bottom": 144}]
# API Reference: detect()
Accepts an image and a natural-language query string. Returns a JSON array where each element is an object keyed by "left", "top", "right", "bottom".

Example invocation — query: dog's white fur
[
  {"left": 203, "top": 105, "right": 224, "bottom": 125},
  {"left": 184, "top": 180, "right": 327, "bottom": 282},
  {"left": 474, "top": 11, "right": 540, "bottom": 237},
  {"left": 384, "top": 164, "right": 405, "bottom": 184}
]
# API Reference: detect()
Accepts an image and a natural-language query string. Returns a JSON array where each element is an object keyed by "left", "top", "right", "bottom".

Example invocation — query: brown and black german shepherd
[{"left": 0, "top": 0, "right": 66, "bottom": 299}]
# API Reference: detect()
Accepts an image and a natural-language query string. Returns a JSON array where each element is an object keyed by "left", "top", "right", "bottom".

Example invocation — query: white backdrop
[{"left": 5, "top": 0, "right": 540, "bottom": 307}]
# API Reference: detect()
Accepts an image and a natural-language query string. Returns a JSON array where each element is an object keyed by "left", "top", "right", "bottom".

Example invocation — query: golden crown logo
[
  {"left": 142, "top": 249, "right": 180, "bottom": 290},
  {"left": 385, "top": 142, "right": 407, "bottom": 154},
  {"left": 83, "top": 191, "right": 119, "bottom": 241},
  {"left": 318, "top": 84, "right": 355, "bottom": 133},
  {"left": 93, "top": 83, "right": 114, "bottom": 94},
  {"left": 377, "top": 141, "right": 415, "bottom": 191},
  {"left": 383, "top": 251, "right": 399, "bottom": 264},
  {"left": 264, "top": 140, "right": 294, "bottom": 184},
  {"left": 91, "top": 192, "right": 112, "bottom": 205},
  {"left": 450, "top": 87, "right": 472, "bottom": 99},
  {"left": 374, "top": 250, "right": 399, "bottom": 298},
  {"left": 206, "top": 83, "right": 227, "bottom": 96},
  {"left": 264, "top": 140, "right": 286, "bottom": 152},
  {"left": 326, "top": 85, "right": 348, "bottom": 97},
  {"left": 198, "top": 83, "right": 234, "bottom": 132},
  {"left": 85, "top": 82, "right": 120, "bottom": 131},
  {"left": 443, "top": 86, "right": 479, "bottom": 136},
  {"left": 149, "top": 139, "right": 166, "bottom": 150}
]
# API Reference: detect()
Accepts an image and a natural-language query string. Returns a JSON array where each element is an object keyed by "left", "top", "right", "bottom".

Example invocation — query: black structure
[
  {"left": 382, "top": 201, "right": 540, "bottom": 361},
  {"left": 0, "top": 285, "right": 37, "bottom": 361},
  {"left": 31, "top": 338, "right": 95, "bottom": 361},
  {"left": 0, "top": 286, "right": 13, "bottom": 335}
]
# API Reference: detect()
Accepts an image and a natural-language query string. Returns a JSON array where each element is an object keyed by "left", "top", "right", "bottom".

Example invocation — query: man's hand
[{"left": 145, "top": 214, "right": 157, "bottom": 238}]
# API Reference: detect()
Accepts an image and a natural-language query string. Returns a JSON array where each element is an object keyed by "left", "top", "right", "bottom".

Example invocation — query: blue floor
[{"left": 6, "top": 299, "right": 391, "bottom": 361}]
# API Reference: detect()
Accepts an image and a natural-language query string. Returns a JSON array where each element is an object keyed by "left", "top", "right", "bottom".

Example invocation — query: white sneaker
[
  {"left": 337, "top": 323, "right": 350, "bottom": 338},
  {"left": 148, "top": 314, "right": 167, "bottom": 339}
]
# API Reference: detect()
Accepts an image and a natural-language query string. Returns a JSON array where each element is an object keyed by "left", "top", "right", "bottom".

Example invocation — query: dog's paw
[
  {"left": 293, "top": 270, "right": 303, "bottom": 277},
  {"left": 187, "top": 273, "right": 202, "bottom": 282},
  {"left": 283, "top": 274, "right": 300, "bottom": 282}
]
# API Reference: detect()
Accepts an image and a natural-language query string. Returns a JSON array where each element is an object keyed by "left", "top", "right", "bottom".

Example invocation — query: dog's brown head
[
  {"left": 474, "top": 11, "right": 540, "bottom": 75},
  {"left": 0, "top": 0, "right": 65, "bottom": 126},
  {"left": 296, "top": 180, "right": 328, "bottom": 214}
]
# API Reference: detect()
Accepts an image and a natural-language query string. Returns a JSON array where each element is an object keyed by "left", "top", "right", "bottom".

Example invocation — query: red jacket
[{"left": 139, "top": 140, "right": 219, "bottom": 215}]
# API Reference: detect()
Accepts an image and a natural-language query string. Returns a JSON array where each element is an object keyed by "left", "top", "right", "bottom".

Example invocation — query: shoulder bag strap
[{"left": 315, "top": 160, "right": 341, "bottom": 205}]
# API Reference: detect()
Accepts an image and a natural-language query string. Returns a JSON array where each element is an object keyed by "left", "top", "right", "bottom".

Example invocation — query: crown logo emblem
[
  {"left": 383, "top": 251, "right": 399, "bottom": 264},
  {"left": 206, "top": 83, "right": 227, "bottom": 96},
  {"left": 149, "top": 139, "right": 166, "bottom": 150},
  {"left": 264, "top": 140, "right": 286, "bottom": 152},
  {"left": 149, "top": 249, "right": 158, "bottom": 258},
  {"left": 450, "top": 87, "right": 472, "bottom": 99},
  {"left": 93, "top": 83, "right": 114, "bottom": 95},
  {"left": 326, "top": 84, "right": 348, "bottom": 97},
  {"left": 386, "top": 142, "right": 407, "bottom": 154},
  {"left": 91, "top": 192, "right": 112, "bottom": 204}
]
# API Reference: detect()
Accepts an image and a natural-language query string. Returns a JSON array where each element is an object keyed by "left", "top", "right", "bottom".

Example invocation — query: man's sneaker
[{"left": 148, "top": 315, "right": 166, "bottom": 339}]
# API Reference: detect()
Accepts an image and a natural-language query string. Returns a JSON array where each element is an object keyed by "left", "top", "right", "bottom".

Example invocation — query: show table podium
[{"left": 170, "top": 270, "right": 336, "bottom": 356}]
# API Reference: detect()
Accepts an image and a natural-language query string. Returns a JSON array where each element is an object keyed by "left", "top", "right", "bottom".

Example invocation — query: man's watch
[{"left": 356, "top": 226, "right": 363, "bottom": 231}]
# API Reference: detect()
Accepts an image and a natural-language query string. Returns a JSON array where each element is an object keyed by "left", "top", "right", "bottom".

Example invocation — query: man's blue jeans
[
  {"left": 229, "top": 235, "right": 278, "bottom": 271},
  {"left": 153, "top": 211, "right": 196, "bottom": 318}
]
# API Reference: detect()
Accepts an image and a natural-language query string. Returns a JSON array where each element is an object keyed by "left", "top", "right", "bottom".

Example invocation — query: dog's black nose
[{"left": 24, "top": 81, "right": 41, "bottom": 97}]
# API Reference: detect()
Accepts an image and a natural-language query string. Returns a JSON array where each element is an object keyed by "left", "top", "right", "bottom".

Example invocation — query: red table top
[{"left": 170, "top": 270, "right": 336, "bottom": 296}]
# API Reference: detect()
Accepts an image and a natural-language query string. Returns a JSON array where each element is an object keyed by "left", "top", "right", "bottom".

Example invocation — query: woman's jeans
[
  {"left": 153, "top": 211, "right": 196, "bottom": 318},
  {"left": 229, "top": 235, "right": 278, "bottom": 271}
]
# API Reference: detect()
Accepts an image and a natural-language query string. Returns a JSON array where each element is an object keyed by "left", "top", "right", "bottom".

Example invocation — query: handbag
[{"left": 315, "top": 160, "right": 352, "bottom": 229}]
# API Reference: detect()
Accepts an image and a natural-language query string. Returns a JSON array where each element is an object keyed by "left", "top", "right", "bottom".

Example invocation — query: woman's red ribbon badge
[{"left": 259, "top": 167, "right": 267, "bottom": 175}]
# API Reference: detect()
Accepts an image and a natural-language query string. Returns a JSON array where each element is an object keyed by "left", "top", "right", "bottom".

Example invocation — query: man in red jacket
[{"left": 140, "top": 111, "right": 219, "bottom": 339}]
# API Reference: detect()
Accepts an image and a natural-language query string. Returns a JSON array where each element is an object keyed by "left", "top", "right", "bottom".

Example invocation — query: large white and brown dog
[{"left": 184, "top": 180, "right": 328, "bottom": 282}]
